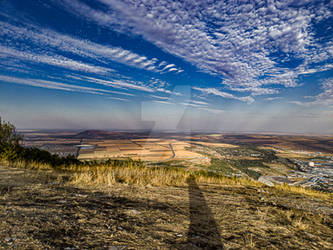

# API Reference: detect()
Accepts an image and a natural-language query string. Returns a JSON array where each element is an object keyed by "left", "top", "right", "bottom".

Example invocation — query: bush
[
  {"left": 0, "top": 116, "right": 80, "bottom": 166},
  {"left": 0, "top": 117, "right": 22, "bottom": 161}
]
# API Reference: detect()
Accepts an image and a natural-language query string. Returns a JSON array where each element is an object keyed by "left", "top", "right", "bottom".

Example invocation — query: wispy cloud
[
  {"left": 0, "top": 21, "right": 183, "bottom": 74},
  {"left": 0, "top": 45, "right": 110, "bottom": 74},
  {"left": 77, "top": 76, "right": 154, "bottom": 92},
  {"left": 65, "top": 74, "right": 179, "bottom": 95},
  {"left": 289, "top": 78, "right": 333, "bottom": 107},
  {"left": 264, "top": 97, "right": 283, "bottom": 101},
  {"left": 153, "top": 100, "right": 173, "bottom": 105},
  {"left": 108, "top": 97, "right": 128, "bottom": 101},
  {"left": 228, "top": 86, "right": 279, "bottom": 96},
  {"left": 191, "top": 100, "right": 208, "bottom": 105},
  {"left": 0, "top": 75, "right": 119, "bottom": 95},
  {"left": 193, "top": 87, "right": 254, "bottom": 104},
  {"left": 198, "top": 107, "right": 224, "bottom": 114},
  {"left": 150, "top": 95, "right": 169, "bottom": 100}
]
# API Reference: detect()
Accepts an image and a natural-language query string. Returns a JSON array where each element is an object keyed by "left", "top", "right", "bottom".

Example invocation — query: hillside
[{"left": 1, "top": 164, "right": 332, "bottom": 249}]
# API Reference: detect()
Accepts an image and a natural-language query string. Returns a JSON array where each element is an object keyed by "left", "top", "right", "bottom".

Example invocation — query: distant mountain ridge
[
  {"left": 72, "top": 130, "right": 151, "bottom": 139},
  {"left": 73, "top": 130, "right": 123, "bottom": 139}
]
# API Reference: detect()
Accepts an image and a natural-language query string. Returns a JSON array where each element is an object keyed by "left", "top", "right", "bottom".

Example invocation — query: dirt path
[{"left": 0, "top": 165, "right": 333, "bottom": 249}]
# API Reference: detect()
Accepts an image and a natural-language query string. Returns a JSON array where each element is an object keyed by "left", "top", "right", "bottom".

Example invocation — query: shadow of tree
[{"left": 186, "top": 176, "right": 224, "bottom": 249}]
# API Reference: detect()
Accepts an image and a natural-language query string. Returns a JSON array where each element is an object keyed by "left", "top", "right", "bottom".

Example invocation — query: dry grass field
[
  {"left": 1, "top": 163, "right": 332, "bottom": 249},
  {"left": 78, "top": 139, "right": 207, "bottom": 164}
]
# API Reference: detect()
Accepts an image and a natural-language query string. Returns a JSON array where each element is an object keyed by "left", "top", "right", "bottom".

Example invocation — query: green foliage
[
  {"left": 0, "top": 117, "right": 22, "bottom": 161},
  {"left": 209, "top": 145, "right": 284, "bottom": 179},
  {"left": 20, "top": 147, "right": 80, "bottom": 167},
  {"left": 209, "top": 158, "right": 237, "bottom": 175},
  {"left": 104, "top": 158, "right": 145, "bottom": 168},
  {"left": 0, "top": 116, "right": 80, "bottom": 166},
  {"left": 229, "top": 159, "right": 262, "bottom": 179}
]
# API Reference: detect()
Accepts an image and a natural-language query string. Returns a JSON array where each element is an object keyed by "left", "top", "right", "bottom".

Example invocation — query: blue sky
[{"left": 0, "top": 0, "right": 332, "bottom": 133}]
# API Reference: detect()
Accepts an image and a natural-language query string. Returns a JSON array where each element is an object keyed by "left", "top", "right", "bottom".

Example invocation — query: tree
[
  {"left": 0, "top": 117, "right": 22, "bottom": 161},
  {"left": 0, "top": 117, "right": 80, "bottom": 166}
]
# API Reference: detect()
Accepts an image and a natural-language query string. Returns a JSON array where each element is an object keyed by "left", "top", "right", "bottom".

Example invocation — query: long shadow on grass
[{"left": 186, "top": 176, "right": 224, "bottom": 249}]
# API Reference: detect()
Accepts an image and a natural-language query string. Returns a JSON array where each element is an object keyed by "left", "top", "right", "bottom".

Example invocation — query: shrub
[
  {"left": 0, "top": 116, "right": 79, "bottom": 166},
  {"left": 0, "top": 117, "right": 22, "bottom": 161}
]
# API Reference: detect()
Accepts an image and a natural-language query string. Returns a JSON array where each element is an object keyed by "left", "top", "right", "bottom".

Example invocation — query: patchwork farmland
[{"left": 78, "top": 139, "right": 207, "bottom": 163}]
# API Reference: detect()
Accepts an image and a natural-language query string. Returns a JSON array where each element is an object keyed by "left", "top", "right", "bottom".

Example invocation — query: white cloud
[
  {"left": 289, "top": 101, "right": 307, "bottom": 106},
  {"left": 156, "top": 88, "right": 182, "bottom": 96},
  {"left": 65, "top": 74, "right": 135, "bottom": 96},
  {"left": 191, "top": 100, "right": 208, "bottom": 105},
  {"left": 150, "top": 95, "right": 169, "bottom": 100},
  {"left": 0, "top": 45, "right": 110, "bottom": 74},
  {"left": 0, "top": 21, "right": 183, "bottom": 74},
  {"left": 0, "top": 75, "right": 120, "bottom": 95},
  {"left": 108, "top": 97, "right": 128, "bottom": 101},
  {"left": 82, "top": 76, "right": 154, "bottom": 92},
  {"left": 264, "top": 97, "right": 283, "bottom": 101},
  {"left": 311, "top": 79, "right": 333, "bottom": 106},
  {"left": 68, "top": 75, "right": 178, "bottom": 94},
  {"left": 59, "top": 0, "right": 332, "bottom": 93},
  {"left": 153, "top": 100, "right": 173, "bottom": 105},
  {"left": 289, "top": 79, "right": 333, "bottom": 107},
  {"left": 193, "top": 87, "right": 254, "bottom": 104},
  {"left": 228, "top": 86, "right": 279, "bottom": 96},
  {"left": 180, "top": 102, "right": 202, "bottom": 108},
  {"left": 199, "top": 107, "right": 224, "bottom": 114}
]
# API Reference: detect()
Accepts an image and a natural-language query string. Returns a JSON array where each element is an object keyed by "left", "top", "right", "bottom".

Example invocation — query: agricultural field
[
  {"left": 20, "top": 130, "right": 333, "bottom": 191},
  {"left": 75, "top": 138, "right": 208, "bottom": 164}
]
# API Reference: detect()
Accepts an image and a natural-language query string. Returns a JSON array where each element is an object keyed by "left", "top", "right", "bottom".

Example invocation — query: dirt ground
[{"left": 0, "top": 165, "right": 332, "bottom": 249}]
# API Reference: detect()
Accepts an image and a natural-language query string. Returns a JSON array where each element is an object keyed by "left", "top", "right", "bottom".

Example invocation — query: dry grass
[
  {"left": 68, "top": 161, "right": 261, "bottom": 188},
  {"left": 276, "top": 209, "right": 310, "bottom": 230},
  {"left": 292, "top": 217, "right": 309, "bottom": 230},
  {"left": 1, "top": 159, "right": 51, "bottom": 170},
  {"left": 2, "top": 159, "right": 257, "bottom": 187},
  {"left": 1, "top": 162, "right": 333, "bottom": 249},
  {"left": 2, "top": 159, "right": 332, "bottom": 201},
  {"left": 68, "top": 163, "right": 333, "bottom": 202},
  {"left": 273, "top": 184, "right": 333, "bottom": 200},
  {"left": 243, "top": 233, "right": 255, "bottom": 248}
]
